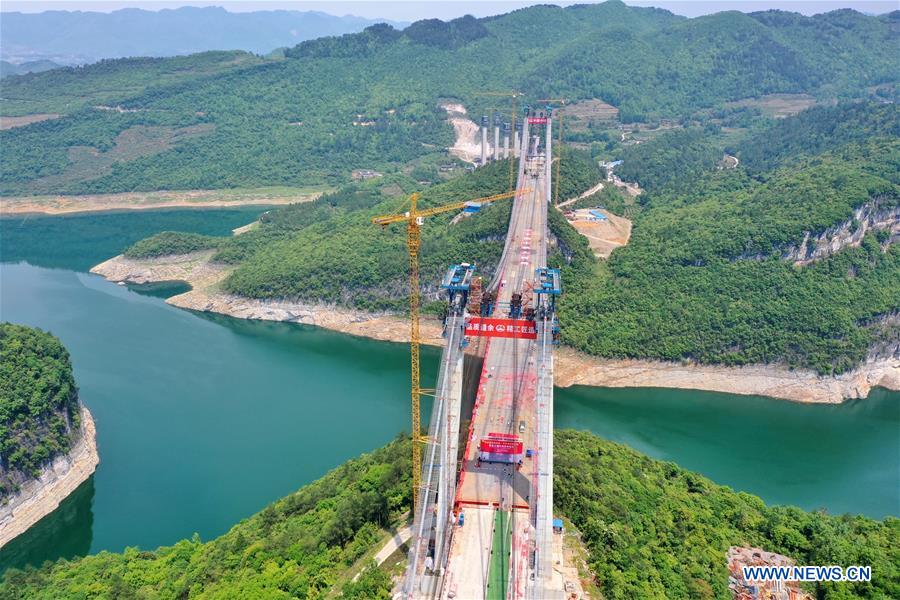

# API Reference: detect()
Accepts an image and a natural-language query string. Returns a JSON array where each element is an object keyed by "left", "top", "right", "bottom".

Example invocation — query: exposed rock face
[
  {"left": 441, "top": 102, "right": 482, "bottom": 164},
  {"left": 92, "top": 250, "right": 224, "bottom": 288},
  {"left": 0, "top": 406, "right": 99, "bottom": 549},
  {"left": 727, "top": 546, "right": 814, "bottom": 600},
  {"left": 740, "top": 200, "right": 899, "bottom": 264},
  {"left": 788, "top": 201, "right": 899, "bottom": 265}
]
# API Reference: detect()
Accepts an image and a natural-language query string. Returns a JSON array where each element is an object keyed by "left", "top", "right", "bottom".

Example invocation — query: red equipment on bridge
[
  {"left": 465, "top": 317, "right": 537, "bottom": 339},
  {"left": 527, "top": 117, "right": 548, "bottom": 124},
  {"left": 479, "top": 433, "right": 524, "bottom": 464}
]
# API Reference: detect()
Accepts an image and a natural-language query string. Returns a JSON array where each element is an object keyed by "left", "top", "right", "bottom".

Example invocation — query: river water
[{"left": 1, "top": 210, "right": 897, "bottom": 572}]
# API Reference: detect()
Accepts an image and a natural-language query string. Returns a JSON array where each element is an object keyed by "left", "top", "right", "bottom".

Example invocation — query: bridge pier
[{"left": 480, "top": 116, "right": 488, "bottom": 165}]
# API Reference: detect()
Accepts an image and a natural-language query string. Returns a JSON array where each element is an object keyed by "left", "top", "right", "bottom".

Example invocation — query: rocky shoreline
[
  {"left": 0, "top": 406, "right": 99, "bottom": 549},
  {"left": 91, "top": 252, "right": 899, "bottom": 404},
  {"left": 554, "top": 348, "right": 898, "bottom": 404},
  {"left": 0, "top": 189, "right": 321, "bottom": 216}
]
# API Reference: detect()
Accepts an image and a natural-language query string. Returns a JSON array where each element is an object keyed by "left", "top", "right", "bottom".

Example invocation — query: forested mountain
[
  {"left": 558, "top": 102, "right": 899, "bottom": 374},
  {"left": 123, "top": 151, "right": 601, "bottom": 312},
  {"left": 2, "top": 2, "right": 896, "bottom": 374},
  {"left": 737, "top": 102, "right": 900, "bottom": 174},
  {"left": 0, "top": 7, "right": 406, "bottom": 64},
  {"left": 0, "top": 324, "right": 81, "bottom": 500},
  {"left": 122, "top": 102, "right": 898, "bottom": 374},
  {"left": 2, "top": 1, "right": 896, "bottom": 196},
  {"left": 3, "top": 431, "right": 896, "bottom": 598},
  {"left": 0, "top": 51, "right": 265, "bottom": 116}
]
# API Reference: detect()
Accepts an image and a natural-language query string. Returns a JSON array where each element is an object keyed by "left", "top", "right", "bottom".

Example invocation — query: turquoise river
[{"left": 0, "top": 209, "right": 897, "bottom": 572}]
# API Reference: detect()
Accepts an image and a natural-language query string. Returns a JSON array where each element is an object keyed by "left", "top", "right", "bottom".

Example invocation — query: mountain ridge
[
  {"left": 2, "top": 1, "right": 896, "bottom": 196},
  {"left": 0, "top": 6, "right": 408, "bottom": 64}
]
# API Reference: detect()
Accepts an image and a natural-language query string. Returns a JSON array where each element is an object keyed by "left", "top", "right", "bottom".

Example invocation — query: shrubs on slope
[
  {"left": 123, "top": 231, "right": 224, "bottom": 259},
  {"left": 557, "top": 165, "right": 899, "bottom": 374},
  {"left": 556, "top": 106, "right": 899, "bottom": 374}
]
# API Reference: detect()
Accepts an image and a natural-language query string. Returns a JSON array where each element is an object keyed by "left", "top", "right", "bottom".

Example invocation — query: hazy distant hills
[
  {"left": 0, "top": 6, "right": 407, "bottom": 64},
  {"left": 0, "top": 59, "right": 61, "bottom": 78}
]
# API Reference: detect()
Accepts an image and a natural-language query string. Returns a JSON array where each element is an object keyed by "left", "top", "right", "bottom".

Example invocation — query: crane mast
[
  {"left": 407, "top": 194, "right": 423, "bottom": 511},
  {"left": 372, "top": 188, "right": 528, "bottom": 514}
]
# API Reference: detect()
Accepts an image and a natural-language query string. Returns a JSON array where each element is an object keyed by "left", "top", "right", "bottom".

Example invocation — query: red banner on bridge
[
  {"left": 465, "top": 318, "right": 537, "bottom": 339},
  {"left": 480, "top": 437, "right": 523, "bottom": 455},
  {"left": 527, "top": 117, "right": 548, "bottom": 124}
]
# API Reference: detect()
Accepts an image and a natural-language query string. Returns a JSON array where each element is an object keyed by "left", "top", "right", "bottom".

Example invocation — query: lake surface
[{"left": 1, "top": 209, "right": 897, "bottom": 572}]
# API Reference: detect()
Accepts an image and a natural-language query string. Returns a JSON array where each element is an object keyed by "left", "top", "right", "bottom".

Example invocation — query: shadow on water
[
  {"left": 125, "top": 280, "right": 192, "bottom": 299},
  {"left": 190, "top": 310, "right": 444, "bottom": 391},
  {"left": 458, "top": 353, "right": 485, "bottom": 462},
  {"left": 0, "top": 206, "right": 271, "bottom": 273},
  {"left": 0, "top": 477, "right": 95, "bottom": 573}
]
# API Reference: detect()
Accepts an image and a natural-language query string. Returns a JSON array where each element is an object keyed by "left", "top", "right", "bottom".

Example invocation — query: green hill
[
  {"left": 3, "top": 430, "right": 896, "bottom": 599},
  {"left": 123, "top": 149, "right": 600, "bottom": 312},
  {"left": 2, "top": 1, "right": 896, "bottom": 196},
  {"left": 559, "top": 103, "right": 899, "bottom": 375},
  {"left": 0, "top": 324, "right": 81, "bottom": 500},
  {"left": 0, "top": 51, "right": 266, "bottom": 117},
  {"left": 120, "top": 102, "right": 899, "bottom": 375}
]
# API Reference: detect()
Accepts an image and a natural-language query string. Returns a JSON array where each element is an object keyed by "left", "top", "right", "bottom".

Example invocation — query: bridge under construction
[{"left": 398, "top": 105, "right": 566, "bottom": 599}]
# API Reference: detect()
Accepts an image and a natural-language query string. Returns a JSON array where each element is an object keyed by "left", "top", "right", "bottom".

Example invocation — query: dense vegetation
[
  {"left": 112, "top": 102, "right": 897, "bottom": 374},
  {"left": 0, "top": 51, "right": 265, "bottom": 116},
  {"left": 2, "top": 435, "right": 412, "bottom": 599},
  {"left": 555, "top": 430, "right": 899, "bottom": 600},
  {"left": 116, "top": 153, "right": 598, "bottom": 311},
  {"left": 615, "top": 127, "right": 724, "bottom": 193},
  {"left": 221, "top": 162, "right": 519, "bottom": 310},
  {"left": 2, "top": 2, "right": 896, "bottom": 195},
  {"left": 737, "top": 101, "right": 900, "bottom": 174},
  {"left": 557, "top": 103, "right": 899, "bottom": 374},
  {"left": 4, "top": 430, "right": 896, "bottom": 598},
  {"left": 0, "top": 324, "right": 81, "bottom": 500},
  {"left": 124, "top": 231, "right": 223, "bottom": 259}
]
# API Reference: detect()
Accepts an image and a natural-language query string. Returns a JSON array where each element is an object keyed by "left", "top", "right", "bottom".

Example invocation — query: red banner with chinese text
[
  {"left": 465, "top": 318, "right": 537, "bottom": 339},
  {"left": 480, "top": 437, "right": 523, "bottom": 454}
]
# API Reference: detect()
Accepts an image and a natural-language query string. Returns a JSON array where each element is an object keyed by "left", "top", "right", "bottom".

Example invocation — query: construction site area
[{"left": 373, "top": 100, "right": 584, "bottom": 600}]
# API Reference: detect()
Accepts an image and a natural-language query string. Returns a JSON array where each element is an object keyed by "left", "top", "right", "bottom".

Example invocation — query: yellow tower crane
[
  {"left": 475, "top": 91, "right": 524, "bottom": 191},
  {"left": 538, "top": 98, "right": 569, "bottom": 205},
  {"left": 372, "top": 187, "right": 527, "bottom": 512}
]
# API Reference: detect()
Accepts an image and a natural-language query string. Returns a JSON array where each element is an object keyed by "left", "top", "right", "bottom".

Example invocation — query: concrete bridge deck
[{"left": 404, "top": 111, "right": 560, "bottom": 600}]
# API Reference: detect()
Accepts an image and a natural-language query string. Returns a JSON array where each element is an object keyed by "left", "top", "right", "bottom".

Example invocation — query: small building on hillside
[{"left": 351, "top": 169, "right": 382, "bottom": 180}]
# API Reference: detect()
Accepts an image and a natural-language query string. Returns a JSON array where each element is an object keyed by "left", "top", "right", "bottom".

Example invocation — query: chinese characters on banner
[{"left": 465, "top": 317, "right": 537, "bottom": 339}]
